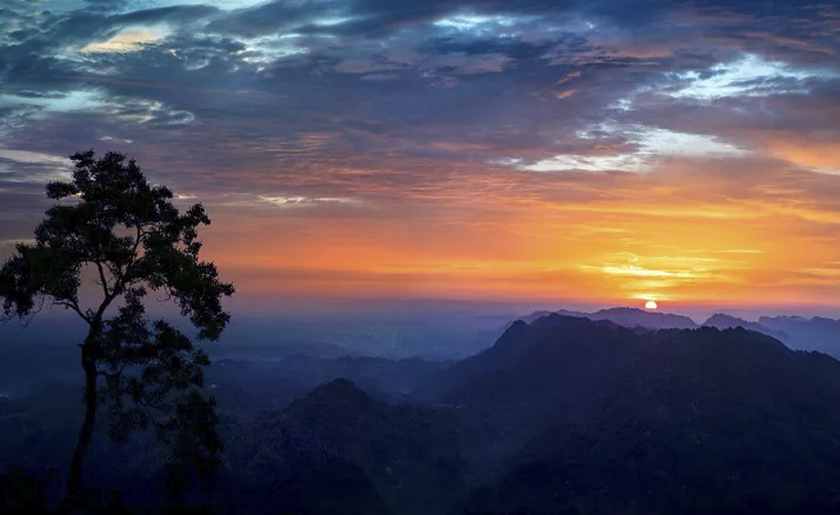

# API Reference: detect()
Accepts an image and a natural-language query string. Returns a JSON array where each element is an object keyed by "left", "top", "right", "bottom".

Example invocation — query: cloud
[
  {"left": 257, "top": 194, "right": 360, "bottom": 207},
  {"left": 664, "top": 53, "right": 838, "bottom": 99},
  {"left": 80, "top": 25, "right": 172, "bottom": 53},
  {"left": 0, "top": 149, "right": 70, "bottom": 166},
  {"left": 0, "top": 149, "right": 72, "bottom": 184},
  {"left": 512, "top": 124, "right": 747, "bottom": 172}
]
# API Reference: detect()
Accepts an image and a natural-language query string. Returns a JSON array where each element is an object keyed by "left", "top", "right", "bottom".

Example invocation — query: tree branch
[
  {"left": 94, "top": 260, "right": 111, "bottom": 299},
  {"left": 109, "top": 225, "right": 148, "bottom": 298},
  {"left": 52, "top": 299, "right": 91, "bottom": 324},
  {"left": 95, "top": 291, "right": 120, "bottom": 322}
]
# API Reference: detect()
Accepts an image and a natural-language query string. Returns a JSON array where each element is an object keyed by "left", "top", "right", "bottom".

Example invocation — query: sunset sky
[{"left": 1, "top": 0, "right": 839, "bottom": 311}]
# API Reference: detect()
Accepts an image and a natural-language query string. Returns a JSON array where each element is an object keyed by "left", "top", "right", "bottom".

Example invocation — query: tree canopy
[{"left": 0, "top": 150, "right": 234, "bottom": 509}]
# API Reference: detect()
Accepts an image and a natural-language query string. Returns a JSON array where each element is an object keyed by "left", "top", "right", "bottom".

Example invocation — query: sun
[{"left": 644, "top": 300, "right": 658, "bottom": 310}]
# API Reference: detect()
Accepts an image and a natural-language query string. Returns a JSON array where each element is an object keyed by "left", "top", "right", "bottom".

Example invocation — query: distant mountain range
[
  {"left": 702, "top": 313, "right": 788, "bottom": 340},
  {"left": 519, "top": 307, "right": 840, "bottom": 357},
  {"left": 757, "top": 315, "right": 840, "bottom": 356},
  {"left": 521, "top": 307, "right": 698, "bottom": 329}
]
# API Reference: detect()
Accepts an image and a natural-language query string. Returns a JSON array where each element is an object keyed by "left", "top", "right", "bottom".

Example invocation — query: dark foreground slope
[{"left": 456, "top": 318, "right": 840, "bottom": 515}]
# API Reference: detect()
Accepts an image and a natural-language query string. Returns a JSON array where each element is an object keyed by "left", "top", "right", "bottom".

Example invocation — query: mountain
[
  {"left": 454, "top": 316, "right": 840, "bottom": 515},
  {"left": 521, "top": 307, "right": 697, "bottom": 330},
  {"left": 207, "top": 355, "right": 451, "bottom": 417},
  {"left": 519, "top": 309, "right": 840, "bottom": 357},
  {"left": 758, "top": 315, "right": 840, "bottom": 358},
  {"left": 420, "top": 315, "right": 642, "bottom": 417},
  {"left": 702, "top": 313, "right": 788, "bottom": 340},
  {"left": 228, "top": 379, "right": 464, "bottom": 515},
  {"left": 591, "top": 307, "right": 698, "bottom": 329},
  {"left": 519, "top": 309, "right": 589, "bottom": 323},
  {"left": 416, "top": 314, "right": 657, "bottom": 478},
  {"left": 701, "top": 313, "right": 840, "bottom": 358},
  {"left": 221, "top": 406, "right": 389, "bottom": 515}
]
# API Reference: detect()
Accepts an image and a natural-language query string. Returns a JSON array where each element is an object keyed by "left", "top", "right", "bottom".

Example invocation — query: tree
[{"left": 0, "top": 150, "right": 234, "bottom": 510}]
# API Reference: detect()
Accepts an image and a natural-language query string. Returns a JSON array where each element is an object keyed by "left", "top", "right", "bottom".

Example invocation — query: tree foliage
[{"left": 0, "top": 150, "right": 234, "bottom": 507}]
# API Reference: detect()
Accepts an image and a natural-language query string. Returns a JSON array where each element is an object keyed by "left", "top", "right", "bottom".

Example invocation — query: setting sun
[{"left": 645, "top": 300, "right": 658, "bottom": 310}]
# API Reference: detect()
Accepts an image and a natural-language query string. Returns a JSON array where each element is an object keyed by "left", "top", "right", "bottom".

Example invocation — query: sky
[{"left": 1, "top": 0, "right": 839, "bottom": 312}]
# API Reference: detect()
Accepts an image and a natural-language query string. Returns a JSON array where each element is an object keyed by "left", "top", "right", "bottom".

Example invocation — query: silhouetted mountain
[
  {"left": 458, "top": 317, "right": 840, "bottom": 515},
  {"left": 206, "top": 355, "right": 451, "bottom": 417},
  {"left": 521, "top": 307, "right": 697, "bottom": 330},
  {"left": 594, "top": 307, "right": 698, "bottom": 329},
  {"left": 421, "top": 315, "right": 641, "bottom": 419},
  {"left": 758, "top": 315, "right": 840, "bottom": 357},
  {"left": 229, "top": 379, "right": 463, "bottom": 515},
  {"left": 519, "top": 309, "right": 588, "bottom": 323},
  {"left": 702, "top": 313, "right": 788, "bottom": 340},
  {"left": 221, "top": 407, "right": 389, "bottom": 515},
  {"left": 416, "top": 315, "right": 654, "bottom": 478}
]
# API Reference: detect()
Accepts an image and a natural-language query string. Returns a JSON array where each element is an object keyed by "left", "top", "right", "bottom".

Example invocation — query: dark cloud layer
[{"left": 1, "top": 0, "right": 836, "bottom": 187}]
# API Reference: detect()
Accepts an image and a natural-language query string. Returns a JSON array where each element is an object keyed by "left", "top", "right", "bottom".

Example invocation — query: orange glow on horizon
[{"left": 193, "top": 155, "right": 840, "bottom": 310}]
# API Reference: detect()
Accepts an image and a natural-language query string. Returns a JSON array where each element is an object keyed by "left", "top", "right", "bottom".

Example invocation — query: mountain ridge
[{"left": 521, "top": 307, "right": 697, "bottom": 330}]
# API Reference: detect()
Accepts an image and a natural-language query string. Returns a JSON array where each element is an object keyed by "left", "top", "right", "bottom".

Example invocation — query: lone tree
[{"left": 0, "top": 150, "right": 234, "bottom": 509}]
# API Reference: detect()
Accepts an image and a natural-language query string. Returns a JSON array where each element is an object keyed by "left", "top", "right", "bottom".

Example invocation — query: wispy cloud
[{"left": 257, "top": 195, "right": 361, "bottom": 207}]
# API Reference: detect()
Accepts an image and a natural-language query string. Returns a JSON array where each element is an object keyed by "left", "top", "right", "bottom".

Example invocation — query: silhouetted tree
[{"left": 0, "top": 150, "right": 234, "bottom": 511}]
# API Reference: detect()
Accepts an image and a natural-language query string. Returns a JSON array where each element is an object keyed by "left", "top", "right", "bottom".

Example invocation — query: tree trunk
[{"left": 61, "top": 328, "right": 100, "bottom": 512}]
